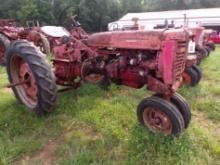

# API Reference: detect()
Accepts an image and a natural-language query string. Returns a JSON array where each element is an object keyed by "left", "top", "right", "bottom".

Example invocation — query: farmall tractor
[
  {"left": 204, "top": 29, "right": 216, "bottom": 52},
  {"left": 0, "top": 19, "right": 50, "bottom": 64},
  {"left": 6, "top": 18, "right": 192, "bottom": 136},
  {"left": 187, "top": 26, "right": 209, "bottom": 63},
  {"left": 180, "top": 26, "right": 206, "bottom": 86},
  {"left": 110, "top": 19, "right": 202, "bottom": 87}
]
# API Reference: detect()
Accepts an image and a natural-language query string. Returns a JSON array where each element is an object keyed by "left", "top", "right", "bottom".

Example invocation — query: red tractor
[
  {"left": 6, "top": 18, "right": 192, "bottom": 136},
  {"left": 187, "top": 26, "right": 210, "bottom": 63},
  {"left": 204, "top": 29, "right": 216, "bottom": 52},
  {"left": 27, "top": 19, "right": 72, "bottom": 50},
  {"left": 0, "top": 19, "right": 50, "bottom": 64},
  {"left": 180, "top": 26, "right": 206, "bottom": 86},
  {"left": 210, "top": 31, "right": 220, "bottom": 44},
  {"left": 111, "top": 21, "right": 202, "bottom": 87}
]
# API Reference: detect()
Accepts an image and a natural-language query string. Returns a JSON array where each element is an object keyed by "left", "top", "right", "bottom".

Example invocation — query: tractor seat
[{"left": 41, "top": 26, "right": 70, "bottom": 38}]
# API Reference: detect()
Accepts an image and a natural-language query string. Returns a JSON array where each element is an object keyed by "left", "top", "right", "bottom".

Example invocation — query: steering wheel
[{"left": 71, "top": 15, "right": 81, "bottom": 27}]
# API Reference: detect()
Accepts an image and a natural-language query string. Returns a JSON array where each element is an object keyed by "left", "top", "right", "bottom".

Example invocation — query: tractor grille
[{"left": 173, "top": 41, "right": 187, "bottom": 81}]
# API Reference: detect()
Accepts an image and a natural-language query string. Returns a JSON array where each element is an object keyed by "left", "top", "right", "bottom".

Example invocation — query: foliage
[{"left": 0, "top": 0, "right": 220, "bottom": 32}]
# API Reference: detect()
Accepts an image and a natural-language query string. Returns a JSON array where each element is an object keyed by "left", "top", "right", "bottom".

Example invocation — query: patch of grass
[{"left": 0, "top": 48, "right": 220, "bottom": 164}]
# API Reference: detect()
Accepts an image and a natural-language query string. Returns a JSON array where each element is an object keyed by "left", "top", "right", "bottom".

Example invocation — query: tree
[
  {"left": 0, "top": 0, "right": 219, "bottom": 32},
  {"left": 16, "top": 0, "right": 39, "bottom": 23},
  {"left": 79, "top": 0, "right": 120, "bottom": 32}
]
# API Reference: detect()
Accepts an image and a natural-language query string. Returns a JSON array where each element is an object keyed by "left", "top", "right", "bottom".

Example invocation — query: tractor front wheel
[
  {"left": 0, "top": 34, "right": 10, "bottom": 65},
  {"left": 170, "top": 93, "right": 191, "bottom": 128},
  {"left": 137, "top": 97, "right": 185, "bottom": 136},
  {"left": 182, "top": 67, "right": 198, "bottom": 86},
  {"left": 6, "top": 40, "right": 57, "bottom": 115},
  {"left": 153, "top": 93, "right": 191, "bottom": 128},
  {"left": 208, "top": 42, "right": 215, "bottom": 51},
  {"left": 192, "top": 64, "right": 202, "bottom": 84},
  {"left": 205, "top": 47, "right": 210, "bottom": 56}
]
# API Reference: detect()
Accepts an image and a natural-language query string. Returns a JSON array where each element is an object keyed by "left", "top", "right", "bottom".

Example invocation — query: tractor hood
[
  {"left": 85, "top": 29, "right": 188, "bottom": 50},
  {"left": 85, "top": 30, "right": 163, "bottom": 50}
]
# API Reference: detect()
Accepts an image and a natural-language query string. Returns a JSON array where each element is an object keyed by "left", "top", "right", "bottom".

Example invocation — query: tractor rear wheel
[
  {"left": 192, "top": 64, "right": 202, "bottom": 84},
  {"left": 182, "top": 67, "right": 198, "bottom": 86},
  {"left": 6, "top": 40, "right": 57, "bottom": 115},
  {"left": 0, "top": 34, "right": 10, "bottom": 65},
  {"left": 137, "top": 97, "right": 185, "bottom": 136}
]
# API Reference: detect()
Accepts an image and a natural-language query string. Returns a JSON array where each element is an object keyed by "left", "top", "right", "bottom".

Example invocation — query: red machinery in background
[
  {"left": 0, "top": 19, "right": 50, "bottom": 64},
  {"left": 204, "top": 29, "right": 217, "bottom": 50}
]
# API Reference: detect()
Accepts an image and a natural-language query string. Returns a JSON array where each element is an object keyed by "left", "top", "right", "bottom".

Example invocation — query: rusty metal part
[
  {"left": 182, "top": 72, "right": 192, "bottom": 84},
  {"left": 84, "top": 74, "right": 105, "bottom": 84},
  {"left": 143, "top": 107, "right": 172, "bottom": 134},
  {"left": 7, "top": 77, "right": 30, "bottom": 88},
  {"left": 10, "top": 55, "right": 38, "bottom": 107}
]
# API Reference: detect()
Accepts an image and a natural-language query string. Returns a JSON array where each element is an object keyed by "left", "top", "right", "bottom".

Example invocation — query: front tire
[
  {"left": 170, "top": 93, "right": 191, "bottom": 128},
  {"left": 182, "top": 67, "right": 198, "bottom": 86},
  {"left": 192, "top": 64, "right": 202, "bottom": 84},
  {"left": 205, "top": 47, "right": 210, "bottom": 56},
  {"left": 208, "top": 42, "right": 215, "bottom": 51},
  {"left": 137, "top": 97, "right": 185, "bottom": 136},
  {"left": 6, "top": 40, "right": 57, "bottom": 115},
  {"left": 153, "top": 93, "right": 191, "bottom": 128}
]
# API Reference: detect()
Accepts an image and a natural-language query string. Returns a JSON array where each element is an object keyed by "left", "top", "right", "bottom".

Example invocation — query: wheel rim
[
  {"left": 182, "top": 72, "right": 192, "bottom": 84},
  {"left": 0, "top": 41, "right": 5, "bottom": 63},
  {"left": 10, "top": 55, "right": 38, "bottom": 108},
  {"left": 84, "top": 74, "right": 105, "bottom": 84},
  {"left": 143, "top": 107, "right": 172, "bottom": 134}
]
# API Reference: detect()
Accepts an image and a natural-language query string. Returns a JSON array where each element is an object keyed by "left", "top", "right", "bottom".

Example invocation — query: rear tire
[
  {"left": 0, "top": 34, "right": 10, "bottom": 65},
  {"left": 137, "top": 97, "right": 185, "bottom": 136},
  {"left": 6, "top": 40, "right": 57, "bottom": 115}
]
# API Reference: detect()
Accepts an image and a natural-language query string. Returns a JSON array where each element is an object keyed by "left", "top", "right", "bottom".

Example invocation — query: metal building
[{"left": 108, "top": 8, "right": 220, "bottom": 33}]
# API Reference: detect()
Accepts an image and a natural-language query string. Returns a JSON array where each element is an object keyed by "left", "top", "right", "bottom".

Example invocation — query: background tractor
[
  {"left": 204, "top": 29, "right": 216, "bottom": 51},
  {"left": 0, "top": 19, "right": 50, "bottom": 64}
]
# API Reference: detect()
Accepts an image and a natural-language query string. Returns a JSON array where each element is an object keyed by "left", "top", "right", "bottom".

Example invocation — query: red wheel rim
[
  {"left": 0, "top": 41, "right": 5, "bottom": 63},
  {"left": 84, "top": 74, "right": 105, "bottom": 84},
  {"left": 143, "top": 107, "right": 172, "bottom": 134},
  {"left": 182, "top": 72, "right": 192, "bottom": 84},
  {"left": 10, "top": 55, "right": 38, "bottom": 108}
]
